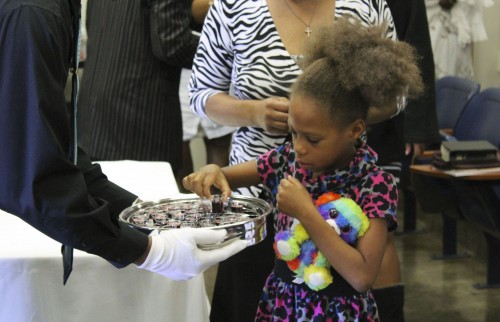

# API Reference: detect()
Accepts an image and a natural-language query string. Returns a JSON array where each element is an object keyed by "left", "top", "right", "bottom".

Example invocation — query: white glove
[{"left": 136, "top": 228, "right": 248, "bottom": 280}]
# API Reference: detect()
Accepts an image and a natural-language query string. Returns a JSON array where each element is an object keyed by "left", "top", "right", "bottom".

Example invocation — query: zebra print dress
[{"left": 189, "top": 0, "right": 397, "bottom": 197}]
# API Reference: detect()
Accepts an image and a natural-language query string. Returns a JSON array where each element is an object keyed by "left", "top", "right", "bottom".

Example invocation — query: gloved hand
[{"left": 136, "top": 228, "right": 248, "bottom": 280}]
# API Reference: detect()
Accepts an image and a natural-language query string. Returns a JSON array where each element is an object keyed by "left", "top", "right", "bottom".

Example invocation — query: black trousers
[{"left": 372, "top": 284, "right": 405, "bottom": 322}]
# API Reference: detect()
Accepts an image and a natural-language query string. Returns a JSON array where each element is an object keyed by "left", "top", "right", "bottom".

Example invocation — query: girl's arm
[
  {"left": 221, "top": 159, "right": 261, "bottom": 190},
  {"left": 277, "top": 177, "right": 387, "bottom": 293},
  {"left": 300, "top": 211, "right": 387, "bottom": 293},
  {"left": 183, "top": 160, "right": 261, "bottom": 200}
]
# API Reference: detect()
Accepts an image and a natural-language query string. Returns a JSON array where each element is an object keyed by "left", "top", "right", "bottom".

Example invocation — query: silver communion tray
[{"left": 119, "top": 194, "right": 273, "bottom": 249}]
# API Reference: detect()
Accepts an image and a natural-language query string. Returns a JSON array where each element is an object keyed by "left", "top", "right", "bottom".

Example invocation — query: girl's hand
[
  {"left": 256, "top": 97, "right": 290, "bottom": 134},
  {"left": 276, "top": 176, "right": 315, "bottom": 220},
  {"left": 182, "top": 164, "right": 232, "bottom": 200}
]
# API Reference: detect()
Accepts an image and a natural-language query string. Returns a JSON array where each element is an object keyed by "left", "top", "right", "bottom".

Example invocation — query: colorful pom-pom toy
[{"left": 273, "top": 192, "right": 369, "bottom": 291}]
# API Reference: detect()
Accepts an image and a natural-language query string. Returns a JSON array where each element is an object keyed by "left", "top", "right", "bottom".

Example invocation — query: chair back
[
  {"left": 452, "top": 87, "right": 500, "bottom": 237},
  {"left": 453, "top": 87, "right": 500, "bottom": 148},
  {"left": 435, "top": 76, "right": 480, "bottom": 129}
]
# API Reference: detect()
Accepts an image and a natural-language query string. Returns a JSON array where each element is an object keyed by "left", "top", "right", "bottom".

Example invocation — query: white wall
[{"left": 473, "top": 1, "right": 500, "bottom": 88}]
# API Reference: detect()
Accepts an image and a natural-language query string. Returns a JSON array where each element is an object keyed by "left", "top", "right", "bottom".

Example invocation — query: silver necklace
[{"left": 282, "top": 0, "right": 320, "bottom": 38}]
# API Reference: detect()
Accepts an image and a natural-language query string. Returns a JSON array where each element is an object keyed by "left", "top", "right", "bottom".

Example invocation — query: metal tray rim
[{"left": 119, "top": 193, "right": 273, "bottom": 231}]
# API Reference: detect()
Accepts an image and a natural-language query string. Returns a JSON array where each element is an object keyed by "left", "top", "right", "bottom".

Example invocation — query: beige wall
[
  {"left": 190, "top": 137, "right": 207, "bottom": 171},
  {"left": 473, "top": 2, "right": 500, "bottom": 88}
]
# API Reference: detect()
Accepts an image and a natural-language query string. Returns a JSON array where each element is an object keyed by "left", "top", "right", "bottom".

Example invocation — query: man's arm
[{"left": 0, "top": 1, "right": 148, "bottom": 267}]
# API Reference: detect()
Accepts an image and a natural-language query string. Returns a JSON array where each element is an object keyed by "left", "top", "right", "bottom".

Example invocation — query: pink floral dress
[{"left": 255, "top": 141, "right": 398, "bottom": 321}]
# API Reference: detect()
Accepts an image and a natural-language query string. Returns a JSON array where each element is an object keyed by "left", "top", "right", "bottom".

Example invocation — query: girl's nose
[{"left": 293, "top": 137, "right": 306, "bottom": 155}]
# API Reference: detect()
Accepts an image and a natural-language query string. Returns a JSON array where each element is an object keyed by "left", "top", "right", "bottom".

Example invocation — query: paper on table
[{"left": 442, "top": 166, "right": 500, "bottom": 177}]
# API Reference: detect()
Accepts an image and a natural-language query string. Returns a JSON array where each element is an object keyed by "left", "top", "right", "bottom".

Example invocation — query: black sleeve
[
  {"left": 0, "top": 1, "right": 148, "bottom": 267},
  {"left": 147, "top": 0, "right": 200, "bottom": 68},
  {"left": 77, "top": 149, "right": 138, "bottom": 215},
  {"left": 400, "top": 0, "right": 440, "bottom": 144},
  {"left": 386, "top": 0, "right": 440, "bottom": 144}
]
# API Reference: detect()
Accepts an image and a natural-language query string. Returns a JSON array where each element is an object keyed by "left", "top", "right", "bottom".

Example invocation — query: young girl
[{"left": 183, "top": 19, "right": 423, "bottom": 321}]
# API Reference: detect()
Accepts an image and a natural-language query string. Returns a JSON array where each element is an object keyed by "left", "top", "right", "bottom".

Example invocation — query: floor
[
  {"left": 202, "top": 193, "right": 500, "bottom": 322},
  {"left": 395, "top": 202, "right": 500, "bottom": 322}
]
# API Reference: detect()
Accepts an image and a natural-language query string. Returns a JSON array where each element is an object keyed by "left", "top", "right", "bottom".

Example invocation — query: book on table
[{"left": 439, "top": 140, "right": 499, "bottom": 167}]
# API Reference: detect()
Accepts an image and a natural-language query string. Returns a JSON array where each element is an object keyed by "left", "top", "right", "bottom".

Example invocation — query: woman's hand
[
  {"left": 366, "top": 104, "right": 398, "bottom": 125},
  {"left": 276, "top": 176, "right": 315, "bottom": 220},
  {"left": 255, "top": 97, "right": 290, "bottom": 134},
  {"left": 182, "top": 164, "right": 232, "bottom": 200},
  {"left": 204, "top": 94, "right": 289, "bottom": 132},
  {"left": 405, "top": 143, "right": 425, "bottom": 159}
]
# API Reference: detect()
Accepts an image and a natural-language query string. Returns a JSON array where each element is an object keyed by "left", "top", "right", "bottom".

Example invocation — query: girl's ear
[{"left": 348, "top": 119, "right": 365, "bottom": 140}]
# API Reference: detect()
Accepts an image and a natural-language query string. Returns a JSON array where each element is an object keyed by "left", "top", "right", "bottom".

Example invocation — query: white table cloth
[{"left": 0, "top": 161, "right": 210, "bottom": 322}]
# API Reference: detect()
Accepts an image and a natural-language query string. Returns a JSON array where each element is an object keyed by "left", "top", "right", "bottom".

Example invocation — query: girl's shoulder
[
  {"left": 258, "top": 142, "right": 294, "bottom": 166},
  {"left": 355, "top": 147, "right": 396, "bottom": 189}
]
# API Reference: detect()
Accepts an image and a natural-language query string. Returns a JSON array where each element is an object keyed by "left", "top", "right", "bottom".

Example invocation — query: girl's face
[{"left": 288, "top": 94, "right": 364, "bottom": 177}]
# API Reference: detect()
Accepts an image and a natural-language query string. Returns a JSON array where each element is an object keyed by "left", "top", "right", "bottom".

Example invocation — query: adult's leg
[{"left": 372, "top": 281, "right": 405, "bottom": 322}]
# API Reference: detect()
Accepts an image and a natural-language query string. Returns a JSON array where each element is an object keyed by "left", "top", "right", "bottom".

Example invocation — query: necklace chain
[{"left": 282, "top": 0, "right": 320, "bottom": 38}]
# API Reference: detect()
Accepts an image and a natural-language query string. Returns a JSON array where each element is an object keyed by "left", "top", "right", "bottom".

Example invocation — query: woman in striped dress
[{"left": 189, "top": 1, "right": 402, "bottom": 321}]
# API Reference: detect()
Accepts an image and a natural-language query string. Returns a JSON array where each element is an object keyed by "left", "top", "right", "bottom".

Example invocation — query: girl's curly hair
[{"left": 292, "top": 18, "right": 424, "bottom": 126}]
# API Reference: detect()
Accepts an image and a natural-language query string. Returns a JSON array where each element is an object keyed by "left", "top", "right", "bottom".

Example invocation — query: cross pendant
[{"left": 305, "top": 26, "right": 312, "bottom": 38}]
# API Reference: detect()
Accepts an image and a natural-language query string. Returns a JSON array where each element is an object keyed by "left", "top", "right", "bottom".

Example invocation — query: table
[
  {"left": 410, "top": 163, "right": 500, "bottom": 259},
  {"left": 0, "top": 161, "right": 210, "bottom": 322},
  {"left": 410, "top": 164, "right": 500, "bottom": 181}
]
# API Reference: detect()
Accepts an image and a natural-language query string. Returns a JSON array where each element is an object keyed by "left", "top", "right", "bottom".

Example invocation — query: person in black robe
[{"left": 0, "top": 0, "right": 246, "bottom": 284}]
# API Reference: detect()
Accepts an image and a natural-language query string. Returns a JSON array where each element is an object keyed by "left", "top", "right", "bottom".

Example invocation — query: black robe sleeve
[{"left": 0, "top": 0, "right": 148, "bottom": 267}]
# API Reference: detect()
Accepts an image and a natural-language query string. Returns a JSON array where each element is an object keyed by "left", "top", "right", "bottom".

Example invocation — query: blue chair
[
  {"left": 411, "top": 77, "right": 480, "bottom": 257},
  {"left": 435, "top": 76, "right": 480, "bottom": 133},
  {"left": 453, "top": 87, "right": 500, "bottom": 144},
  {"left": 448, "top": 87, "right": 500, "bottom": 288},
  {"left": 414, "top": 76, "right": 480, "bottom": 212}
]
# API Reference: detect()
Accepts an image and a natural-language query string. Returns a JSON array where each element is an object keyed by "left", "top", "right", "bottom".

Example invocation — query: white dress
[
  {"left": 426, "top": 0, "right": 493, "bottom": 79},
  {"left": 179, "top": 68, "right": 236, "bottom": 141}
]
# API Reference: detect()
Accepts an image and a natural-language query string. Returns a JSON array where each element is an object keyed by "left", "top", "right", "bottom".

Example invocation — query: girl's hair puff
[{"left": 292, "top": 18, "right": 424, "bottom": 126}]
